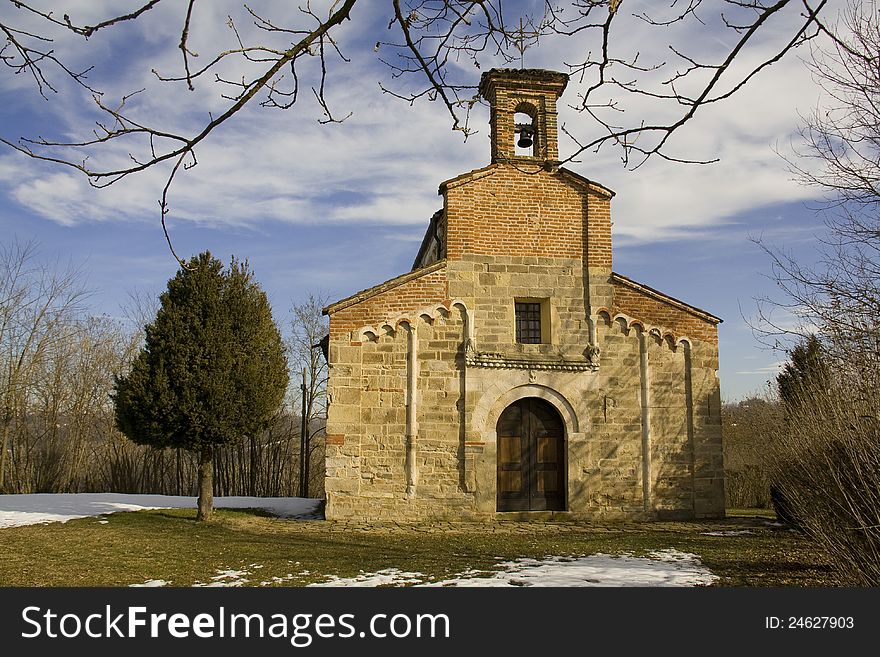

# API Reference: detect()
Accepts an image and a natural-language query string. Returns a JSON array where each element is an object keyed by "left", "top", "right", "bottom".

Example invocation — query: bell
[{"left": 516, "top": 124, "right": 535, "bottom": 150}]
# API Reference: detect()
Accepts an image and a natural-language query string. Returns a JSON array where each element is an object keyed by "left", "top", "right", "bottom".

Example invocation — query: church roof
[
  {"left": 412, "top": 208, "right": 444, "bottom": 270},
  {"left": 439, "top": 163, "right": 614, "bottom": 198},
  {"left": 323, "top": 260, "right": 446, "bottom": 315}
]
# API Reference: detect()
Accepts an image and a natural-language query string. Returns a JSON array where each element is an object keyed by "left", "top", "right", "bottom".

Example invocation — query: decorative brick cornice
[
  {"left": 478, "top": 68, "right": 569, "bottom": 95},
  {"left": 466, "top": 348, "right": 599, "bottom": 372}
]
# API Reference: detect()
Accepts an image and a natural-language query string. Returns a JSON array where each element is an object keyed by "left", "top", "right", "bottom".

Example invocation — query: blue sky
[{"left": 0, "top": 1, "right": 843, "bottom": 401}]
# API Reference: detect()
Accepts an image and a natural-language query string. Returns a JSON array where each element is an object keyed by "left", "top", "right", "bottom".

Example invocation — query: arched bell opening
[{"left": 514, "top": 110, "right": 537, "bottom": 157}]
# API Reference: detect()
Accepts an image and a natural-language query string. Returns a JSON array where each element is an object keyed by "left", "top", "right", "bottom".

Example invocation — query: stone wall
[
  {"left": 324, "top": 288, "right": 724, "bottom": 521},
  {"left": 588, "top": 315, "right": 645, "bottom": 516},
  {"left": 447, "top": 255, "right": 587, "bottom": 354},
  {"left": 325, "top": 302, "right": 475, "bottom": 520}
]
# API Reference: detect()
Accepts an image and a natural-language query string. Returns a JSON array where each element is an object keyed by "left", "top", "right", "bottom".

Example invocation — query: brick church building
[{"left": 322, "top": 69, "right": 724, "bottom": 520}]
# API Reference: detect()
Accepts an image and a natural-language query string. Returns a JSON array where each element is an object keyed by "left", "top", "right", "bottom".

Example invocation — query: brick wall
[
  {"left": 611, "top": 275, "right": 720, "bottom": 346},
  {"left": 327, "top": 263, "right": 449, "bottom": 339},
  {"left": 442, "top": 166, "right": 612, "bottom": 272}
]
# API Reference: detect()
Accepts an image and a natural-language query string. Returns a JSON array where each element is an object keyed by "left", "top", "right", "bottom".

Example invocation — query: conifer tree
[
  {"left": 776, "top": 335, "right": 829, "bottom": 408},
  {"left": 113, "top": 252, "right": 288, "bottom": 521}
]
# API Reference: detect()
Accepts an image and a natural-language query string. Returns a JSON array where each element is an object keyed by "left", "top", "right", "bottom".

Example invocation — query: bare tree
[
  {"left": 0, "top": 238, "right": 87, "bottom": 491},
  {"left": 1, "top": 1, "right": 832, "bottom": 262},
  {"left": 722, "top": 395, "right": 781, "bottom": 509},
  {"left": 288, "top": 292, "right": 330, "bottom": 498},
  {"left": 758, "top": 0, "right": 880, "bottom": 375},
  {"left": 8, "top": 314, "right": 138, "bottom": 493},
  {"left": 0, "top": 242, "right": 310, "bottom": 496},
  {"left": 769, "top": 364, "right": 880, "bottom": 585},
  {"left": 756, "top": 1, "right": 880, "bottom": 585}
]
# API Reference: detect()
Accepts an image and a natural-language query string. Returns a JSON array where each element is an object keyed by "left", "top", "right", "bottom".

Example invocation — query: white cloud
[
  {"left": 10, "top": 171, "right": 100, "bottom": 226},
  {"left": 735, "top": 361, "right": 787, "bottom": 376}
]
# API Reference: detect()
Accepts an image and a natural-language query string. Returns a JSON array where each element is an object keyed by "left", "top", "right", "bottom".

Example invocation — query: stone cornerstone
[{"left": 322, "top": 68, "right": 724, "bottom": 521}]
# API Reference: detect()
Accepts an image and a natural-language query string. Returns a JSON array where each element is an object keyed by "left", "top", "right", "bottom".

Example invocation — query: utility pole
[
  {"left": 299, "top": 367, "right": 307, "bottom": 498},
  {"left": 304, "top": 369, "right": 311, "bottom": 498}
]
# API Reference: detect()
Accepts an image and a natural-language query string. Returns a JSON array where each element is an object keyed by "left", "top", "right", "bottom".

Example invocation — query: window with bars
[{"left": 515, "top": 302, "right": 543, "bottom": 344}]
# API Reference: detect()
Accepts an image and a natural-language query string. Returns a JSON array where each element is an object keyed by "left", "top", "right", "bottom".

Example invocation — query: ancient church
[{"left": 322, "top": 69, "right": 724, "bottom": 521}]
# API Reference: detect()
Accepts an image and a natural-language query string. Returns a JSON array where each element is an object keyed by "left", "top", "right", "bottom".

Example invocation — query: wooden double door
[{"left": 496, "top": 397, "right": 565, "bottom": 511}]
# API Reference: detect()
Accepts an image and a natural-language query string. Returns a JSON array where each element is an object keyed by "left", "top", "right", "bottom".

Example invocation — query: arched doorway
[{"left": 496, "top": 397, "right": 565, "bottom": 511}]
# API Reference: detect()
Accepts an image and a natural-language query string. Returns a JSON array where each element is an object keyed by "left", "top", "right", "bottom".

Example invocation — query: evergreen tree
[
  {"left": 113, "top": 252, "right": 288, "bottom": 521},
  {"left": 772, "top": 334, "right": 831, "bottom": 530},
  {"left": 776, "top": 335, "right": 830, "bottom": 407}
]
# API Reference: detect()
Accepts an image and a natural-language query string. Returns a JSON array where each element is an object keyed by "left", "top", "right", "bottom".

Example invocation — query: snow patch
[
  {"left": 194, "top": 568, "right": 252, "bottom": 587},
  {"left": 0, "top": 493, "right": 321, "bottom": 528},
  {"left": 702, "top": 530, "right": 755, "bottom": 536},
  {"left": 313, "top": 568, "right": 427, "bottom": 587},
  {"left": 310, "top": 550, "right": 718, "bottom": 588},
  {"left": 261, "top": 573, "right": 298, "bottom": 586},
  {"left": 131, "top": 579, "right": 170, "bottom": 587}
]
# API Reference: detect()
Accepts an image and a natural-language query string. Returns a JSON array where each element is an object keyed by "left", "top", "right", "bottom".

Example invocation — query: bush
[{"left": 769, "top": 377, "right": 880, "bottom": 585}]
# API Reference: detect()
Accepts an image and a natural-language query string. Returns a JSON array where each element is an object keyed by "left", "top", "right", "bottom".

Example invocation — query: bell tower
[{"left": 478, "top": 69, "right": 568, "bottom": 164}]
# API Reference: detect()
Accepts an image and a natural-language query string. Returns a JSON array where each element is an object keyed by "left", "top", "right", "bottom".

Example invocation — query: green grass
[{"left": 0, "top": 508, "right": 838, "bottom": 587}]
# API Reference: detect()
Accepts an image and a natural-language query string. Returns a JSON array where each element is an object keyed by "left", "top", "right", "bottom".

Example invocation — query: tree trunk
[
  {"left": 249, "top": 435, "right": 257, "bottom": 497},
  {"left": 0, "top": 412, "right": 10, "bottom": 492},
  {"left": 196, "top": 444, "right": 214, "bottom": 522},
  {"left": 176, "top": 448, "right": 182, "bottom": 496}
]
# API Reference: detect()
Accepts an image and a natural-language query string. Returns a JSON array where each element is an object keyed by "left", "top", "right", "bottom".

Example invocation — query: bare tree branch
[
  {"left": 755, "top": 0, "right": 880, "bottom": 375},
  {"left": 0, "top": 0, "right": 836, "bottom": 259}
]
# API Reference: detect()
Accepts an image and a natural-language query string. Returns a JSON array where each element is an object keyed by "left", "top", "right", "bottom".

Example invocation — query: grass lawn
[{"left": 0, "top": 507, "right": 838, "bottom": 587}]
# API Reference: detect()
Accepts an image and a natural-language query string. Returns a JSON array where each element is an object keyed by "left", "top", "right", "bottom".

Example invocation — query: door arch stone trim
[{"left": 478, "top": 383, "right": 579, "bottom": 443}]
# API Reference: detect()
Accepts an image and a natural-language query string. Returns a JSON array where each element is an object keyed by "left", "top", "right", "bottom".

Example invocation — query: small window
[{"left": 515, "top": 302, "right": 542, "bottom": 344}]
